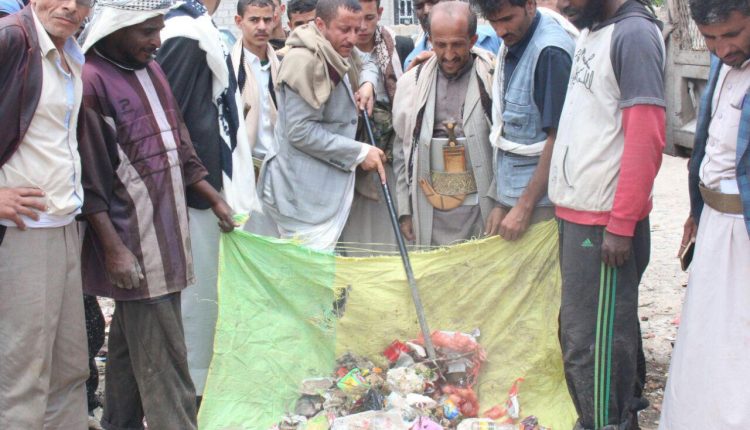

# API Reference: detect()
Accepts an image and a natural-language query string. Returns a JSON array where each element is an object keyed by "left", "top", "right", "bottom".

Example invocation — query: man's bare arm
[{"left": 498, "top": 129, "right": 556, "bottom": 241}]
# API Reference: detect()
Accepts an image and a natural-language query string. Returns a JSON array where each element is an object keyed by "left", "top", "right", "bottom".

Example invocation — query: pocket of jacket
[
  {"left": 502, "top": 101, "right": 535, "bottom": 140},
  {"left": 561, "top": 146, "right": 572, "bottom": 188},
  {"left": 289, "top": 150, "right": 342, "bottom": 206},
  {"left": 500, "top": 152, "right": 539, "bottom": 198}
]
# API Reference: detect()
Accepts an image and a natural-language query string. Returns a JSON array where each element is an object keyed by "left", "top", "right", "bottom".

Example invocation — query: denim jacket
[
  {"left": 689, "top": 55, "right": 750, "bottom": 237},
  {"left": 495, "top": 13, "right": 574, "bottom": 208}
]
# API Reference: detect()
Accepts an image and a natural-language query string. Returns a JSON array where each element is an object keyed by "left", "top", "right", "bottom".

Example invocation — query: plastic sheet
[{"left": 198, "top": 220, "right": 576, "bottom": 429}]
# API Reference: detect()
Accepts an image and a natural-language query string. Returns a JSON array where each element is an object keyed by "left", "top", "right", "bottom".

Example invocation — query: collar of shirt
[
  {"left": 32, "top": 8, "right": 84, "bottom": 67},
  {"left": 244, "top": 47, "right": 260, "bottom": 66},
  {"left": 507, "top": 11, "right": 541, "bottom": 60},
  {"left": 243, "top": 47, "right": 271, "bottom": 71},
  {"left": 476, "top": 25, "right": 498, "bottom": 47},
  {"left": 715, "top": 58, "right": 750, "bottom": 92},
  {"left": 420, "top": 34, "right": 430, "bottom": 50}
]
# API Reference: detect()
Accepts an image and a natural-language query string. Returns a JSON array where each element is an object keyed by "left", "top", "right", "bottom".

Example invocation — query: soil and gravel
[{"left": 636, "top": 154, "right": 691, "bottom": 429}]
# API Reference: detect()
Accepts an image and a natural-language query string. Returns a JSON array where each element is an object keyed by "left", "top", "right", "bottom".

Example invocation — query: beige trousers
[{"left": 0, "top": 223, "right": 89, "bottom": 429}]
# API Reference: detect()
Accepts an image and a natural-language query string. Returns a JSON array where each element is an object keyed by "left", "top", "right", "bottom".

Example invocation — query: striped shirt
[{"left": 78, "top": 53, "right": 208, "bottom": 301}]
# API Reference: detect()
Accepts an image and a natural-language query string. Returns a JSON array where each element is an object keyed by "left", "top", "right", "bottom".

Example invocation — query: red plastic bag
[
  {"left": 443, "top": 385, "right": 480, "bottom": 417},
  {"left": 482, "top": 377, "right": 524, "bottom": 422}
]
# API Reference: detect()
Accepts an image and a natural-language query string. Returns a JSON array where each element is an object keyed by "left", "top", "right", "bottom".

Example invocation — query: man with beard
[
  {"left": 156, "top": 0, "right": 260, "bottom": 403},
  {"left": 547, "top": 0, "right": 665, "bottom": 429},
  {"left": 258, "top": 0, "right": 386, "bottom": 251},
  {"left": 338, "top": 0, "right": 412, "bottom": 255},
  {"left": 392, "top": 1, "right": 497, "bottom": 247},
  {"left": 77, "top": 0, "right": 236, "bottom": 427},
  {"left": 0, "top": 0, "right": 91, "bottom": 426},
  {"left": 403, "top": 0, "right": 500, "bottom": 70},
  {"left": 232, "top": 0, "right": 281, "bottom": 237},
  {"left": 471, "top": 0, "right": 574, "bottom": 241},
  {"left": 660, "top": 1, "right": 750, "bottom": 427}
]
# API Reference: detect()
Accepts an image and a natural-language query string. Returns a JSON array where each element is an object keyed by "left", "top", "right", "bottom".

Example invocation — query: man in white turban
[{"left": 77, "top": 1, "right": 236, "bottom": 428}]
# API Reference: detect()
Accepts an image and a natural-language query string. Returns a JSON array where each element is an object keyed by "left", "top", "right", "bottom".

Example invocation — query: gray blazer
[{"left": 259, "top": 59, "right": 378, "bottom": 225}]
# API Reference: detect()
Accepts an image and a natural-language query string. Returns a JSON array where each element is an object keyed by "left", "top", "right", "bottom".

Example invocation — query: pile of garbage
[{"left": 271, "top": 330, "right": 549, "bottom": 430}]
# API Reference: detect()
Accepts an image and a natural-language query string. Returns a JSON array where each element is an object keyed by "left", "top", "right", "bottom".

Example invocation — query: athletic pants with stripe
[{"left": 558, "top": 218, "right": 650, "bottom": 430}]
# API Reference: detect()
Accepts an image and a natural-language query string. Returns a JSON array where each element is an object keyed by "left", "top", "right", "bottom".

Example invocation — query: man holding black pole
[{"left": 258, "top": 0, "right": 385, "bottom": 251}]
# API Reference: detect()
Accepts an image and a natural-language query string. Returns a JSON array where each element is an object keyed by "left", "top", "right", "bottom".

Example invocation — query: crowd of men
[{"left": 0, "top": 0, "right": 747, "bottom": 428}]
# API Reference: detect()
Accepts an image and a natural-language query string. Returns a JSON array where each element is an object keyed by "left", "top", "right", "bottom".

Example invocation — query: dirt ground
[
  {"left": 94, "top": 156, "right": 691, "bottom": 429},
  {"left": 635, "top": 154, "right": 691, "bottom": 429}
]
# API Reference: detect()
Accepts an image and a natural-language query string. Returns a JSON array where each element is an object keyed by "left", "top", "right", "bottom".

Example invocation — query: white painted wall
[{"left": 213, "top": 0, "right": 241, "bottom": 36}]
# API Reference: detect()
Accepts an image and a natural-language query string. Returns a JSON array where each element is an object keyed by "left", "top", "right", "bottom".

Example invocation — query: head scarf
[
  {"left": 276, "top": 23, "right": 351, "bottom": 109},
  {"left": 79, "top": 0, "right": 174, "bottom": 52}
]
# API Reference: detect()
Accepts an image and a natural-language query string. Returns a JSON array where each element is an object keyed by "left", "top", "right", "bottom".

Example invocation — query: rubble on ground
[{"left": 271, "top": 330, "right": 550, "bottom": 430}]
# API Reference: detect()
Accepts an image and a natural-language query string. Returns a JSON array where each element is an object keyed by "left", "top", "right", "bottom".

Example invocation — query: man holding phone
[{"left": 660, "top": 0, "right": 750, "bottom": 427}]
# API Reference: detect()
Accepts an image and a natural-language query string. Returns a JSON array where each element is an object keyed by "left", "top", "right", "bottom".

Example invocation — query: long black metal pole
[{"left": 362, "top": 110, "right": 436, "bottom": 360}]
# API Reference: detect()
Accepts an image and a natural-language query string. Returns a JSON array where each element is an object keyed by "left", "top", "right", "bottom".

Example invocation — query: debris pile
[{"left": 271, "top": 330, "right": 550, "bottom": 430}]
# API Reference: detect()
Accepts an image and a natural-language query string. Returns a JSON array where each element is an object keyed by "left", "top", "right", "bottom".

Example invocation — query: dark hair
[
  {"left": 287, "top": 0, "right": 317, "bottom": 19},
  {"left": 315, "top": 0, "right": 362, "bottom": 23},
  {"left": 425, "top": 1, "right": 477, "bottom": 37},
  {"left": 237, "top": 0, "right": 275, "bottom": 16},
  {"left": 689, "top": 0, "right": 750, "bottom": 25},
  {"left": 470, "top": 0, "right": 527, "bottom": 19},
  {"left": 359, "top": 0, "right": 381, "bottom": 10}
]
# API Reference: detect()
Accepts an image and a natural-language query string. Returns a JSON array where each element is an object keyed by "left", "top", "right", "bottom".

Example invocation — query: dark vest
[{"left": 0, "top": 6, "right": 43, "bottom": 168}]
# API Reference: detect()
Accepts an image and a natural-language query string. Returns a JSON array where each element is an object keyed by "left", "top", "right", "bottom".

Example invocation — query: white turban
[{"left": 80, "top": 0, "right": 175, "bottom": 53}]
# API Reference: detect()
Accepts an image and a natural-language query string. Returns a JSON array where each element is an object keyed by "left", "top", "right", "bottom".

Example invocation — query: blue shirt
[
  {"left": 0, "top": 0, "right": 23, "bottom": 15},
  {"left": 403, "top": 24, "right": 501, "bottom": 70}
]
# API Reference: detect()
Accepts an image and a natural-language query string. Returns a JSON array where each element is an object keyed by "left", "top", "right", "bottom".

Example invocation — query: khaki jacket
[{"left": 392, "top": 48, "right": 497, "bottom": 246}]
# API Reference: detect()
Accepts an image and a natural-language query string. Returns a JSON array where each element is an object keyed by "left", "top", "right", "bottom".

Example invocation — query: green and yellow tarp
[{"left": 198, "top": 220, "right": 576, "bottom": 429}]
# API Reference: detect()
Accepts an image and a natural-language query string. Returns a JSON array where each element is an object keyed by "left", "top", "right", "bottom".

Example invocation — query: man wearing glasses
[{"left": 0, "top": 0, "right": 93, "bottom": 427}]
